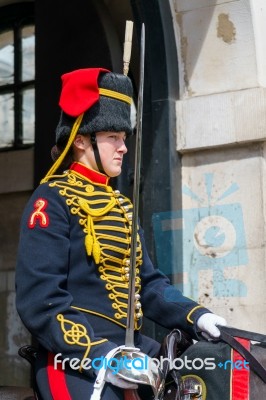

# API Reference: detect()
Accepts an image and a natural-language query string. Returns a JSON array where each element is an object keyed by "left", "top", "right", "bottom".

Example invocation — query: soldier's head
[{"left": 45, "top": 68, "right": 134, "bottom": 180}]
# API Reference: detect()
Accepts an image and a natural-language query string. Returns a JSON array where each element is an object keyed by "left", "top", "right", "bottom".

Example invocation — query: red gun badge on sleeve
[{"left": 28, "top": 198, "right": 50, "bottom": 229}]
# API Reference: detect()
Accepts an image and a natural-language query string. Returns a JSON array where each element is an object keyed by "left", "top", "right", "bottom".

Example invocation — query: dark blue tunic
[{"left": 16, "top": 162, "right": 210, "bottom": 399}]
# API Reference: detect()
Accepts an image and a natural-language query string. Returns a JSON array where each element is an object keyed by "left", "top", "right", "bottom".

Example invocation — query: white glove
[
  {"left": 105, "top": 369, "right": 138, "bottom": 389},
  {"left": 197, "top": 313, "right": 227, "bottom": 339}
]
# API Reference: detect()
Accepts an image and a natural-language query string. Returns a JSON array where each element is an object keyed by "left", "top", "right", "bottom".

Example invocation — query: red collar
[{"left": 69, "top": 162, "right": 109, "bottom": 185}]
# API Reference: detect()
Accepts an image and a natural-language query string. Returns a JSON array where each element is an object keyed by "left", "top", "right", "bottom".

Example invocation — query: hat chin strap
[{"left": 90, "top": 133, "right": 106, "bottom": 175}]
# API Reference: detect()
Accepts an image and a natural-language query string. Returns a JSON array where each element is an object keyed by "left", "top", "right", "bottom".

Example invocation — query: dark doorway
[{"left": 35, "top": 0, "right": 181, "bottom": 342}]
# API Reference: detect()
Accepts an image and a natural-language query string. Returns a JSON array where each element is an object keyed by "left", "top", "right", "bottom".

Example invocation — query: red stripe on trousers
[
  {"left": 232, "top": 338, "right": 250, "bottom": 400},
  {"left": 47, "top": 352, "right": 72, "bottom": 400}
]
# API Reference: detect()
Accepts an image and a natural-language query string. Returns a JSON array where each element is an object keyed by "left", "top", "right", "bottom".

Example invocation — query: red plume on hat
[{"left": 59, "top": 67, "right": 109, "bottom": 117}]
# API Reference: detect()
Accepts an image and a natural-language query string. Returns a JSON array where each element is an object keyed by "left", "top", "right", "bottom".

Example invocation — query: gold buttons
[
  {"left": 127, "top": 213, "right": 133, "bottom": 221},
  {"left": 122, "top": 273, "right": 130, "bottom": 282},
  {"left": 121, "top": 267, "right": 129, "bottom": 274}
]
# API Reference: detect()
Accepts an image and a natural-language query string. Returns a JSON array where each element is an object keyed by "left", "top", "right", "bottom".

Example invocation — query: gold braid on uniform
[
  {"left": 49, "top": 170, "right": 143, "bottom": 329},
  {"left": 56, "top": 313, "right": 108, "bottom": 371}
]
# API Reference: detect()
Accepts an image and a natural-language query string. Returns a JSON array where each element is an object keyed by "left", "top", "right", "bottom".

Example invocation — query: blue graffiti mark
[
  {"left": 204, "top": 173, "right": 213, "bottom": 204},
  {"left": 204, "top": 226, "right": 225, "bottom": 248},
  {"left": 152, "top": 174, "right": 248, "bottom": 300},
  {"left": 182, "top": 185, "right": 204, "bottom": 204},
  {"left": 217, "top": 182, "right": 239, "bottom": 202},
  {"left": 187, "top": 173, "right": 240, "bottom": 205}
]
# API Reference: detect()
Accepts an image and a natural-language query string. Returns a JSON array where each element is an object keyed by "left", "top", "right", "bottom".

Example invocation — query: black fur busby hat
[
  {"left": 55, "top": 67, "right": 133, "bottom": 145},
  {"left": 41, "top": 68, "right": 134, "bottom": 184}
]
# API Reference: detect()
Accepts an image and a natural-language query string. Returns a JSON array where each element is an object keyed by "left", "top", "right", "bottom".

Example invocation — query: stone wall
[
  {"left": 172, "top": 0, "right": 266, "bottom": 332},
  {"left": 0, "top": 149, "right": 33, "bottom": 385}
]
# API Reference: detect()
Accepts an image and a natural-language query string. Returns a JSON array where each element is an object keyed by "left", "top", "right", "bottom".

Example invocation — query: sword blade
[{"left": 125, "top": 23, "right": 145, "bottom": 348}]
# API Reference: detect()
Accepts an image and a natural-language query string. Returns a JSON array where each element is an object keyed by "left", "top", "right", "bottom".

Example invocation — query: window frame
[{"left": 0, "top": 2, "right": 35, "bottom": 151}]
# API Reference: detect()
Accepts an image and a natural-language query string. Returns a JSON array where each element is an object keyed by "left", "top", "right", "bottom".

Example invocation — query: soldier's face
[
  {"left": 96, "top": 131, "right": 128, "bottom": 177},
  {"left": 74, "top": 131, "right": 127, "bottom": 177}
]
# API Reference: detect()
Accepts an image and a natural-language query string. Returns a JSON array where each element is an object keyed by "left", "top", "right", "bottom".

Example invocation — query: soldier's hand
[{"left": 197, "top": 313, "right": 227, "bottom": 339}]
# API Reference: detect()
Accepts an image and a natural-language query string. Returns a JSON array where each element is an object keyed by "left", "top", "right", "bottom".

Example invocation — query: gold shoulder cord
[{"left": 41, "top": 114, "right": 84, "bottom": 184}]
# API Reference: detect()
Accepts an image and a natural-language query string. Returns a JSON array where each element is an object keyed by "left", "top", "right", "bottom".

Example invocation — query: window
[{"left": 0, "top": 3, "right": 35, "bottom": 149}]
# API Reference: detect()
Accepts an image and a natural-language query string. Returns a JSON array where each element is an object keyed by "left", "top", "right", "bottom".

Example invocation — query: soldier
[{"left": 15, "top": 68, "right": 226, "bottom": 400}]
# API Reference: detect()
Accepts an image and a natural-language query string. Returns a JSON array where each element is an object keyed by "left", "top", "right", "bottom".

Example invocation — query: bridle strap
[{"left": 218, "top": 326, "right": 266, "bottom": 383}]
